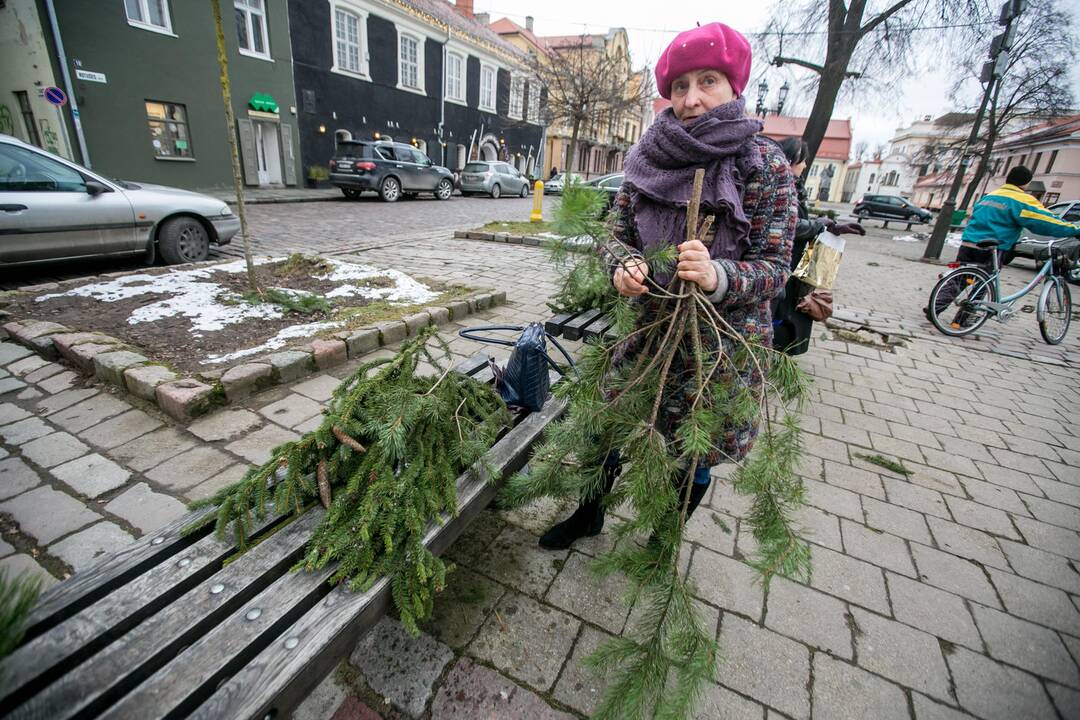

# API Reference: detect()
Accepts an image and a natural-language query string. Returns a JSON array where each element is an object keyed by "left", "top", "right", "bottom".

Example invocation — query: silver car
[
  {"left": 0, "top": 134, "right": 239, "bottom": 267},
  {"left": 458, "top": 161, "right": 531, "bottom": 199},
  {"left": 543, "top": 172, "right": 584, "bottom": 195}
]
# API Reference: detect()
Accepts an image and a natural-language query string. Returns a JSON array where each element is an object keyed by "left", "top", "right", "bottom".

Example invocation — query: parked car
[
  {"left": 0, "top": 133, "right": 238, "bottom": 266},
  {"left": 458, "top": 161, "right": 530, "bottom": 199},
  {"left": 329, "top": 140, "right": 454, "bottom": 202},
  {"left": 1006, "top": 199, "right": 1080, "bottom": 283},
  {"left": 586, "top": 173, "right": 624, "bottom": 210},
  {"left": 853, "top": 194, "right": 932, "bottom": 223},
  {"left": 544, "top": 172, "right": 584, "bottom": 195}
]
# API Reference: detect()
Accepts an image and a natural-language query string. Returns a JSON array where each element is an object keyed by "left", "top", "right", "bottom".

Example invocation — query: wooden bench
[
  {"left": 545, "top": 307, "right": 614, "bottom": 342},
  {"left": 856, "top": 215, "right": 928, "bottom": 232},
  {"left": 0, "top": 355, "right": 565, "bottom": 720}
]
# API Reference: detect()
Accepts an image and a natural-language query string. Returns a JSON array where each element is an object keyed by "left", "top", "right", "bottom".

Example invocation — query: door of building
[{"left": 254, "top": 121, "right": 283, "bottom": 186}]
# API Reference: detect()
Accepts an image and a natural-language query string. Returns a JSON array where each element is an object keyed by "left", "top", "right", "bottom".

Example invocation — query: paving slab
[
  {"left": 0, "top": 485, "right": 100, "bottom": 544},
  {"left": 78, "top": 409, "right": 163, "bottom": 450},
  {"left": 257, "top": 393, "right": 324, "bottom": 429},
  {"left": 430, "top": 658, "right": 575, "bottom": 720},
  {"left": 185, "top": 463, "right": 250, "bottom": 502},
  {"left": 291, "top": 374, "right": 342, "bottom": 402},
  {"left": 997, "top": 538, "right": 1080, "bottom": 594},
  {"left": 0, "top": 457, "right": 41, "bottom": 500},
  {"left": 840, "top": 519, "right": 915, "bottom": 577},
  {"left": 0, "top": 402, "right": 31, "bottom": 425},
  {"left": 145, "top": 446, "right": 236, "bottom": 491},
  {"left": 48, "top": 521, "right": 136, "bottom": 572},
  {"left": 987, "top": 567, "right": 1080, "bottom": 636},
  {"left": 225, "top": 424, "right": 301, "bottom": 465},
  {"left": 349, "top": 617, "right": 453, "bottom": 718},
  {"left": 716, "top": 613, "right": 810, "bottom": 719},
  {"left": 885, "top": 571, "right": 982, "bottom": 649},
  {"left": 764, "top": 576, "right": 852, "bottom": 658},
  {"left": 422, "top": 566, "right": 505, "bottom": 649},
  {"left": 0, "top": 417, "right": 53, "bottom": 445},
  {"left": 927, "top": 516, "right": 1009, "bottom": 569},
  {"left": 850, "top": 607, "right": 952, "bottom": 702},
  {"left": 692, "top": 683, "right": 766, "bottom": 720},
  {"left": 972, "top": 603, "right": 1078, "bottom": 686},
  {"left": 469, "top": 591, "right": 579, "bottom": 691},
  {"left": 475, "top": 523, "right": 567, "bottom": 598},
  {"left": 812, "top": 654, "right": 909, "bottom": 720},
  {"left": 37, "top": 370, "right": 78, "bottom": 395},
  {"left": 544, "top": 551, "right": 629, "bottom": 634},
  {"left": 108, "top": 426, "right": 198, "bottom": 472},
  {"left": 0, "top": 553, "right": 57, "bottom": 589},
  {"left": 188, "top": 409, "right": 263, "bottom": 442},
  {"left": 51, "top": 453, "right": 131, "bottom": 498},
  {"left": 808, "top": 545, "right": 889, "bottom": 614},
  {"left": 910, "top": 543, "right": 1001, "bottom": 608},
  {"left": 948, "top": 645, "right": 1056, "bottom": 720},
  {"left": 551, "top": 625, "right": 613, "bottom": 717},
  {"left": 104, "top": 482, "right": 187, "bottom": 534},
  {"left": 689, "top": 546, "right": 765, "bottom": 621},
  {"left": 46, "top": 393, "right": 130, "bottom": 434}
]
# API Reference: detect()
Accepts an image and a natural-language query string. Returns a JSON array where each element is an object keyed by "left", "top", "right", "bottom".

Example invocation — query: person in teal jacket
[{"left": 957, "top": 165, "right": 1080, "bottom": 268}]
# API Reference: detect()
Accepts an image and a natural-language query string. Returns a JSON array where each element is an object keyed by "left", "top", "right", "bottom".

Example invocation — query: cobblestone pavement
[{"left": 2, "top": 222, "right": 1079, "bottom": 720}]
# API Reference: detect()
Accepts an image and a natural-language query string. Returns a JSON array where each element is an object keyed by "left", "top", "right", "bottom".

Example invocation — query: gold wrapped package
[{"left": 792, "top": 231, "right": 845, "bottom": 289}]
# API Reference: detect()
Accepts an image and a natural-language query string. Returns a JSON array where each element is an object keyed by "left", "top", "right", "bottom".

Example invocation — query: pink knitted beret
[{"left": 655, "top": 23, "right": 753, "bottom": 100}]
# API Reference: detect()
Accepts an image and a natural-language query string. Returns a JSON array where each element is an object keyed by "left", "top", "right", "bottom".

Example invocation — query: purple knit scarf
[{"left": 623, "top": 97, "right": 763, "bottom": 284}]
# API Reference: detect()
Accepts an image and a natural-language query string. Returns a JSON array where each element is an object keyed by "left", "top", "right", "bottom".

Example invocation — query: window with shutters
[
  {"left": 508, "top": 76, "right": 524, "bottom": 120},
  {"left": 445, "top": 51, "right": 465, "bottom": 104}
]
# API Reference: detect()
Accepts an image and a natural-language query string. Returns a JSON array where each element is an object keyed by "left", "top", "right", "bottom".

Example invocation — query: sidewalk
[
  {"left": 205, "top": 186, "right": 344, "bottom": 205},
  {"left": 1, "top": 230, "right": 1078, "bottom": 719}
]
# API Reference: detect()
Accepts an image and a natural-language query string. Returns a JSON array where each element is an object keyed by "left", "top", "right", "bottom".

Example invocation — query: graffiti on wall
[
  {"left": 0, "top": 105, "right": 15, "bottom": 136},
  {"left": 38, "top": 119, "right": 60, "bottom": 154}
]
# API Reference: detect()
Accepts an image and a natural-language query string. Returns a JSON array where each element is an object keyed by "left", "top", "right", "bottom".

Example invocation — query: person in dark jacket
[{"left": 771, "top": 138, "right": 863, "bottom": 355}]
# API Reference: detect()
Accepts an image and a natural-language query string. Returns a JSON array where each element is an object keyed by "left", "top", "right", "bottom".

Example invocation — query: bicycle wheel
[
  {"left": 1038, "top": 276, "right": 1072, "bottom": 345},
  {"left": 927, "top": 267, "right": 996, "bottom": 337}
]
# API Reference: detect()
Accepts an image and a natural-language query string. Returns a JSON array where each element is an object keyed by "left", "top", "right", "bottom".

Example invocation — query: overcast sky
[{"left": 474, "top": 0, "right": 1080, "bottom": 153}]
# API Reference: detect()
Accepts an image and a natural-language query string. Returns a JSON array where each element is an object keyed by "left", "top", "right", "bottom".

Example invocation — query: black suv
[
  {"left": 853, "top": 194, "right": 932, "bottom": 222},
  {"left": 329, "top": 141, "right": 455, "bottom": 202}
]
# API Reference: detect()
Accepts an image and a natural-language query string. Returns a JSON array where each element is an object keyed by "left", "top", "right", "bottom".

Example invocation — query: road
[{"left": 0, "top": 194, "right": 541, "bottom": 289}]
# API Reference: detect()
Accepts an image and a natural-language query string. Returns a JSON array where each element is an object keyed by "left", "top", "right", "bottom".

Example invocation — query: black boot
[
  {"left": 685, "top": 481, "right": 711, "bottom": 519},
  {"left": 539, "top": 456, "right": 619, "bottom": 550}
]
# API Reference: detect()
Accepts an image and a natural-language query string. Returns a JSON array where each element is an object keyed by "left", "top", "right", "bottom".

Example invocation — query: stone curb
[
  {"left": 453, "top": 229, "right": 595, "bottom": 254},
  {"left": 1, "top": 290, "right": 507, "bottom": 423}
]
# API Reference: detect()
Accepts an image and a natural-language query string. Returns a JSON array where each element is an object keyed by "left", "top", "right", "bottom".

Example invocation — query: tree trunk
[
  {"left": 210, "top": 0, "right": 260, "bottom": 294},
  {"left": 800, "top": 55, "right": 851, "bottom": 176},
  {"left": 959, "top": 82, "right": 1004, "bottom": 211},
  {"left": 565, "top": 117, "right": 582, "bottom": 178}
]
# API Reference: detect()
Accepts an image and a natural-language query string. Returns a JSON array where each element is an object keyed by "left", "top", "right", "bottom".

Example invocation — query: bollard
[{"left": 531, "top": 180, "right": 544, "bottom": 222}]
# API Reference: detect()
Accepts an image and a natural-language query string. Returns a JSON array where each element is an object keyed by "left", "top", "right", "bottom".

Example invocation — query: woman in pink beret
[{"left": 541, "top": 22, "right": 797, "bottom": 549}]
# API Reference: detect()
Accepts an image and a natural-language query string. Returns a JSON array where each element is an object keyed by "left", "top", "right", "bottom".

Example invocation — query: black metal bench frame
[{"left": 0, "top": 356, "right": 565, "bottom": 720}]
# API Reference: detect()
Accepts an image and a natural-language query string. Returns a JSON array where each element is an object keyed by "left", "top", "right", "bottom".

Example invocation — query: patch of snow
[
  {"left": 893, "top": 234, "right": 922, "bottom": 243},
  {"left": 535, "top": 232, "right": 563, "bottom": 239},
  {"left": 204, "top": 320, "right": 343, "bottom": 364},
  {"left": 946, "top": 232, "right": 963, "bottom": 248},
  {"left": 316, "top": 258, "right": 437, "bottom": 304}
]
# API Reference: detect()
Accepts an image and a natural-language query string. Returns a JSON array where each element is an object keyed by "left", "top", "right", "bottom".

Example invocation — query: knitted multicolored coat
[{"left": 610, "top": 135, "right": 796, "bottom": 465}]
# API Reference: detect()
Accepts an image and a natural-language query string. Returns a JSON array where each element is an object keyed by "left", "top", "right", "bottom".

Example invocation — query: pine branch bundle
[
  {"left": 502, "top": 170, "right": 811, "bottom": 719},
  {"left": 189, "top": 325, "right": 510, "bottom": 633},
  {"left": 545, "top": 182, "right": 620, "bottom": 315}
]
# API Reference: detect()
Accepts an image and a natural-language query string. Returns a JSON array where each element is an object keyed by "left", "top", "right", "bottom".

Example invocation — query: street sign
[
  {"left": 44, "top": 86, "right": 67, "bottom": 106},
  {"left": 74, "top": 69, "right": 107, "bottom": 84}
]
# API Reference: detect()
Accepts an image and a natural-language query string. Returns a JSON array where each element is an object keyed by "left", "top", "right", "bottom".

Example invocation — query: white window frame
[
  {"left": 330, "top": 2, "right": 370, "bottom": 80},
  {"left": 527, "top": 81, "right": 541, "bottom": 124},
  {"left": 444, "top": 49, "right": 466, "bottom": 106},
  {"left": 479, "top": 62, "right": 497, "bottom": 113},
  {"left": 124, "top": 0, "right": 175, "bottom": 36},
  {"left": 396, "top": 29, "right": 425, "bottom": 95},
  {"left": 508, "top": 75, "right": 524, "bottom": 120},
  {"left": 235, "top": 0, "right": 271, "bottom": 60}
]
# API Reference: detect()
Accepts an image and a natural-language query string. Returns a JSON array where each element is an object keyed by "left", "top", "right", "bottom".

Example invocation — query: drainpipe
[
  {"left": 43, "top": 0, "right": 91, "bottom": 167},
  {"left": 438, "top": 27, "right": 450, "bottom": 167}
]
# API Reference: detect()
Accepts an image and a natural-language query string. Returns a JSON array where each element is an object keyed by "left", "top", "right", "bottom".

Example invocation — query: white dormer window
[
  {"left": 124, "top": 0, "right": 173, "bottom": 35},
  {"left": 331, "top": 4, "right": 370, "bottom": 79},
  {"left": 479, "top": 63, "right": 496, "bottom": 113},
  {"left": 398, "top": 31, "right": 425, "bottom": 95},
  {"left": 508, "top": 76, "right": 524, "bottom": 120},
  {"left": 445, "top": 50, "right": 466, "bottom": 105},
  {"left": 527, "top": 82, "right": 540, "bottom": 124}
]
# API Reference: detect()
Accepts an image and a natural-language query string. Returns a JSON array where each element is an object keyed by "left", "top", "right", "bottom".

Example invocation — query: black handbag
[{"left": 458, "top": 323, "right": 576, "bottom": 411}]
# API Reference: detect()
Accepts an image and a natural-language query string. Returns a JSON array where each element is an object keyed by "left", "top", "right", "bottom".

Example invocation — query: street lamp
[{"left": 755, "top": 80, "right": 790, "bottom": 118}]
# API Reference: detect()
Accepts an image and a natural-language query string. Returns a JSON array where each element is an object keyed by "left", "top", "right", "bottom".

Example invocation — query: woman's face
[
  {"left": 791, "top": 160, "right": 806, "bottom": 176},
  {"left": 671, "top": 69, "right": 735, "bottom": 123}
]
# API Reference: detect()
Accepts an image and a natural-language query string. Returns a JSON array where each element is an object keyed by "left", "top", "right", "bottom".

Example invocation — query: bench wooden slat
[
  {"left": 22, "top": 506, "right": 216, "bottom": 639},
  {"left": 452, "top": 353, "right": 489, "bottom": 377},
  {"left": 188, "top": 398, "right": 568, "bottom": 720},
  {"left": 582, "top": 314, "right": 612, "bottom": 342},
  {"left": 1, "top": 507, "right": 288, "bottom": 710},
  {"left": 10, "top": 511, "right": 323, "bottom": 720},
  {"left": 99, "top": 560, "right": 336, "bottom": 720},
  {"left": 544, "top": 311, "right": 579, "bottom": 337},
  {"left": 561, "top": 309, "right": 602, "bottom": 341}
]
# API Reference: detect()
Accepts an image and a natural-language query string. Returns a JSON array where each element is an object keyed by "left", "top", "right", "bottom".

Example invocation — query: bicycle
[{"left": 926, "top": 237, "right": 1079, "bottom": 345}]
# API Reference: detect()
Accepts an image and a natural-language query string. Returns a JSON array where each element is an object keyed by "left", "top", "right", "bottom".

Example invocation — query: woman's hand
[
  {"left": 677, "top": 239, "right": 718, "bottom": 292},
  {"left": 613, "top": 257, "right": 649, "bottom": 297}
]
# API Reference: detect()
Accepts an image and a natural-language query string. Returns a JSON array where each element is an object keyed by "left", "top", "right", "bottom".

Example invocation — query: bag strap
[{"left": 458, "top": 325, "right": 578, "bottom": 377}]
